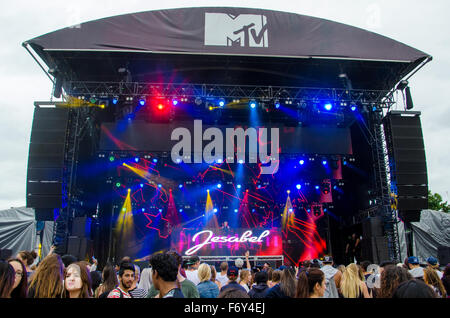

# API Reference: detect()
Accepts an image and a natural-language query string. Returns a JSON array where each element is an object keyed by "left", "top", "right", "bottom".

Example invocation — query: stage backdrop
[{"left": 170, "top": 227, "right": 282, "bottom": 257}]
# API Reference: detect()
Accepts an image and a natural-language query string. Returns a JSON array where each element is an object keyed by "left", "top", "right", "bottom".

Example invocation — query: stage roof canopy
[{"left": 24, "top": 7, "right": 431, "bottom": 90}]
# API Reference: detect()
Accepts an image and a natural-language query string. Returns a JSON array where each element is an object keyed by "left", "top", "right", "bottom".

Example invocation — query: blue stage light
[
  {"left": 213, "top": 208, "right": 218, "bottom": 213},
  {"left": 238, "top": 159, "right": 244, "bottom": 164},
  {"left": 112, "top": 97, "right": 118, "bottom": 105},
  {"left": 178, "top": 184, "right": 183, "bottom": 189},
  {"left": 141, "top": 208, "right": 145, "bottom": 212},
  {"left": 315, "top": 185, "right": 320, "bottom": 190},
  {"left": 159, "top": 209, "right": 162, "bottom": 213},
  {"left": 140, "top": 184, "right": 144, "bottom": 188},
  {"left": 307, "top": 209, "right": 311, "bottom": 213},
  {"left": 217, "top": 158, "right": 223, "bottom": 163},
  {"left": 249, "top": 100, "right": 257, "bottom": 109},
  {"left": 217, "top": 183, "right": 222, "bottom": 189},
  {"left": 322, "top": 160, "right": 327, "bottom": 166},
  {"left": 158, "top": 184, "right": 162, "bottom": 188},
  {"left": 299, "top": 160, "right": 305, "bottom": 165},
  {"left": 172, "top": 99, "right": 178, "bottom": 106},
  {"left": 275, "top": 100, "right": 281, "bottom": 109},
  {"left": 234, "top": 209, "right": 238, "bottom": 213},
  {"left": 153, "top": 158, "right": 158, "bottom": 163},
  {"left": 257, "top": 185, "right": 261, "bottom": 189},
  {"left": 134, "top": 157, "right": 140, "bottom": 162},
  {"left": 237, "top": 184, "right": 242, "bottom": 189},
  {"left": 218, "top": 98, "right": 225, "bottom": 107},
  {"left": 296, "top": 184, "right": 301, "bottom": 190},
  {"left": 351, "top": 105, "right": 357, "bottom": 111},
  {"left": 289, "top": 208, "right": 293, "bottom": 212},
  {"left": 139, "top": 98, "right": 146, "bottom": 106},
  {"left": 324, "top": 103, "right": 333, "bottom": 111},
  {"left": 343, "top": 160, "right": 347, "bottom": 166},
  {"left": 179, "top": 209, "right": 183, "bottom": 212}
]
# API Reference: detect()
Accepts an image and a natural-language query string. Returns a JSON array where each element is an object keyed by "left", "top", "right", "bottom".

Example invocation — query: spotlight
[
  {"left": 234, "top": 209, "right": 238, "bottom": 213},
  {"left": 237, "top": 184, "right": 242, "bottom": 189},
  {"left": 350, "top": 104, "right": 357, "bottom": 112},
  {"left": 157, "top": 103, "right": 164, "bottom": 110},
  {"left": 217, "top": 184, "right": 222, "bottom": 189},
  {"left": 218, "top": 98, "right": 225, "bottom": 107},
  {"left": 289, "top": 208, "right": 293, "bottom": 212},
  {"left": 178, "top": 208, "right": 183, "bottom": 213},
  {"left": 139, "top": 98, "right": 146, "bottom": 106},
  {"left": 112, "top": 97, "right": 119, "bottom": 105},
  {"left": 322, "top": 160, "right": 327, "bottom": 166},
  {"left": 115, "top": 182, "right": 121, "bottom": 187},
  {"left": 315, "top": 185, "right": 320, "bottom": 190},
  {"left": 140, "top": 184, "right": 144, "bottom": 188},
  {"left": 172, "top": 98, "right": 179, "bottom": 106},
  {"left": 324, "top": 103, "right": 333, "bottom": 111},
  {"left": 213, "top": 208, "right": 218, "bottom": 213},
  {"left": 249, "top": 100, "right": 257, "bottom": 109},
  {"left": 216, "top": 159, "right": 223, "bottom": 164},
  {"left": 296, "top": 184, "right": 302, "bottom": 190},
  {"left": 321, "top": 182, "right": 331, "bottom": 194},
  {"left": 159, "top": 209, "right": 162, "bottom": 213},
  {"left": 238, "top": 159, "right": 244, "bottom": 164},
  {"left": 109, "top": 156, "right": 115, "bottom": 162},
  {"left": 142, "top": 208, "right": 145, "bottom": 212},
  {"left": 176, "top": 158, "right": 182, "bottom": 164},
  {"left": 158, "top": 184, "right": 162, "bottom": 188},
  {"left": 299, "top": 160, "right": 305, "bottom": 165},
  {"left": 153, "top": 158, "right": 158, "bottom": 163},
  {"left": 178, "top": 184, "right": 183, "bottom": 189},
  {"left": 134, "top": 157, "right": 140, "bottom": 163},
  {"left": 274, "top": 100, "right": 281, "bottom": 109}
]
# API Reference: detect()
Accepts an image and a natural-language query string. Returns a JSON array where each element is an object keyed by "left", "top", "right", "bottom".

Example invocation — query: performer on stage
[
  {"left": 221, "top": 221, "right": 231, "bottom": 235},
  {"left": 345, "top": 233, "right": 361, "bottom": 264}
]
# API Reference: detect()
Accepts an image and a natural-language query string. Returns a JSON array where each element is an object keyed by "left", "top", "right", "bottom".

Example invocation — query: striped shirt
[
  {"left": 107, "top": 287, "right": 132, "bottom": 298},
  {"left": 129, "top": 287, "right": 148, "bottom": 298}
]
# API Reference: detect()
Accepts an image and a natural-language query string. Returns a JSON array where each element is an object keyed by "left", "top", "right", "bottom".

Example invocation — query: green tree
[{"left": 428, "top": 190, "right": 450, "bottom": 212}]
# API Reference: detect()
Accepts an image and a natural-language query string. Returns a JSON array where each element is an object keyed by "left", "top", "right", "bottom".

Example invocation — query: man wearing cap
[
  {"left": 219, "top": 266, "right": 247, "bottom": 293},
  {"left": 320, "top": 256, "right": 341, "bottom": 298},
  {"left": 426, "top": 256, "right": 443, "bottom": 279},
  {"left": 185, "top": 255, "right": 201, "bottom": 285},
  {"left": 407, "top": 256, "right": 424, "bottom": 280}
]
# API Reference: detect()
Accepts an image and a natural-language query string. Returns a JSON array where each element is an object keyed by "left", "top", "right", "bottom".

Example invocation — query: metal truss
[{"left": 66, "top": 81, "right": 396, "bottom": 107}]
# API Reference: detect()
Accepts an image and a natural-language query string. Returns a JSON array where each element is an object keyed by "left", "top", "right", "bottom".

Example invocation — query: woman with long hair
[
  {"left": 95, "top": 262, "right": 118, "bottom": 298},
  {"left": 210, "top": 265, "right": 222, "bottom": 290},
  {"left": 8, "top": 258, "right": 28, "bottom": 298},
  {"left": 378, "top": 265, "right": 412, "bottom": 298},
  {"left": 16, "top": 250, "right": 37, "bottom": 280},
  {"left": 0, "top": 261, "right": 15, "bottom": 298},
  {"left": 28, "top": 254, "right": 65, "bottom": 298},
  {"left": 339, "top": 263, "right": 371, "bottom": 298},
  {"left": 266, "top": 267, "right": 297, "bottom": 298},
  {"left": 296, "top": 268, "right": 326, "bottom": 298},
  {"left": 239, "top": 269, "right": 251, "bottom": 293},
  {"left": 424, "top": 267, "right": 446, "bottom": 298},
  {"left": 64, "top": 262, "right": 92, "bottom": 298}
]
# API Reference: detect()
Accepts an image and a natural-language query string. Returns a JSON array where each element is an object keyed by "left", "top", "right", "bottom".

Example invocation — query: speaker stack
[
  {"left": 361, "top": 216, "right": 390, "bottom": 264},
  {"left": 383, "top": 111, "right": 428, "bottom": 223},
  {"left": 26, "top": 107, "right": 69, "bottom": 220},
  {"left": 67, "top": 216, "right": 93, "bottom": 261}
]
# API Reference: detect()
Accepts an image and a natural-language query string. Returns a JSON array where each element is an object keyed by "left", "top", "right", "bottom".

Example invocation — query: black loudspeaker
[
  {"left": 437, "top": 246, "right": 450, "bottom": 266},
  {"left": 67, "top": 236, "right": 93, "bottom": 261},
  {"left": 361, "top": 236, "right": 390, "bottom": 264},
  {"left": 35, "top": 209, "right": 54, "bottom": 221},
  {"left": 362, "top": 217, "right": 383, "bottom": 238},
  {"left": 0, "top": 249, "right": 13, "bottom": 260},
  {"left": 405, "top": 87, "right": 414, "bottom": 110},
  {"left": 27, "top": 107, "right": 69, "bottom": 210},
  {"left": 71, "top": 216, "right": 91, "bottom": 237},
  {"left": 383, "top": 112, "right": 428, "bottom": 222}
]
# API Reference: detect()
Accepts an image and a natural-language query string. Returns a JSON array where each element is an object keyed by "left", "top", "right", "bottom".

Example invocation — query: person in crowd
[
  {"left": 197, "top": 263, "right": 219, "bottom": 298},
  {"left": 377, "top": 264, "right": 412, "bottom": 298},
  {"left": 266, "top": 268, "right": 274, "bottom": 287},
  {"left": 61, "top": 254, "right": 78, "bottom": 269},
  {"left": 137, "top": 267, "right": 152, "bottom": 292},
  {"left": 8, "top": 258, "right": 28, "bottom": 298},
  {"left": 345, "top": 233, "right": 361, "bottom": 264},
  {"left": 360, "top": 260, "right": 372, "bottom": 281},
  {"left": 426, "top": 257, "right": 443, "bottom": 279},
  {"left": 296, "top": 268, "right": 326, "bottom": 298},
  {"left": 220, "top": 266, "right": 246, "bottom": 293},
  {"left": 16, "top": 250, "right": 37, "bottom": 280},
  {"left": 239, "top": 269, "right": 251, "bottom": 293},
  {"left": 128, "top": 264, "right": 148, "bottom": 298},
  {"left": 379, "top": 260, "right": 395, "bottom": 275},
  {"left": 150, "top": 252, "right": 184, "bottom": 298},
  {"left": 320, "top": 255, "right": 341, "bottom": 298},
  {"left": 262, "top": 262, "right": 271, "bottom": 272},
  {"left": 337, "top": 265, "right": 346, "bottom": 274},
  {"left": 148, "top": 251, "right": 198, "bottom": 298},
  {"left": 423, "top": 267, "right": 446, "bottom": 298},
  {"left": 64, "top": 262, "right": 92, "bottom": 298},
  {"left": 269, "top": 269, "right": 281, "bottom": 288},
  {"left": 339, "top": 263, "right": 371, "bottom": 298},
  {"left": 185, "top": 255, "right": 200, "bottom": 285},
  {"left": 95, "top": 263, "right": 118, "bottom": 298},
  {"left": 441, "top": 264, "right": 450, "bottom": 298},
  {"left": 114, "top": 256, "right": 131, "bottom": 272},
  {"left": 248, "top": 270, "right": 270, "bottom": 298},
  {"left": 216, "top": 262, "right": 229, "bottom": 286},
  {"left": 266, "top": 267, "right": 297, "bottom": 298},
  {"left": 392, "top": 279, "right": 437, "bottom": 298},
  {"left": 218, "top": 287, "right": 250, "bottom": 298},
  {"left": 210, "top": 265, "right": 222, "bottom": 290},
  {"left": 28, "top": 254, "right": 65, "bottom": 298},
  {"left": 407, "top": 256, "right": 424, "bottom": 280},
  {"left": 107, "top": 262, "right": 135, "bottom": 298},
  {"left": 0, "top": 260, "right": 15, "bottom": 298},
  {"left": 89, "top": 270, "right": 102, "bottom": 296}
]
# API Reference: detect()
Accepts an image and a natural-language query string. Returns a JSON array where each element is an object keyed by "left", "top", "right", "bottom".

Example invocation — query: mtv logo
[{"left": 204, "top": 13, "right": 268, "bottom": 48}]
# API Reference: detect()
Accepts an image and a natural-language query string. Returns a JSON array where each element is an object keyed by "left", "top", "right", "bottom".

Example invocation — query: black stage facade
[{"left": 24, "top": 7, "right": 431, "bottom": 267}]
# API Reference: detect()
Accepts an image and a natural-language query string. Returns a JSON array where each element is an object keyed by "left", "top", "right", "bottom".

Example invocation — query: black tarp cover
[{"left": 27, "top": 7, "right": 429, "bottom": 63}]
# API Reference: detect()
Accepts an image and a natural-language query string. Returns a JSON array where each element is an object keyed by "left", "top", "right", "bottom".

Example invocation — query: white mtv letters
[{"left": 204, "top": 13, "right": 268, "bottom": 47}]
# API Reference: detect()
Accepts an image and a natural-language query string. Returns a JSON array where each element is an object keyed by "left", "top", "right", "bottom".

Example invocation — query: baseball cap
[
  {"left": 185, "top": 256, "right": 199, "bottom": 265},
  {"left": 227, "top": 266, "right": 239, "bottom": 277},
  {"left": 408, "top": 256, "right": 419, "bottom": 264},
  {"left": 426, "top": 256, "right": 438, "bottom": 266},
  {"left": 323, "top": 256, "right": 333, "bottom": 263}
]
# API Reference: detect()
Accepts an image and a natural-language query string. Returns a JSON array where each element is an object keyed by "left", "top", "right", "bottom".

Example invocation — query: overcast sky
[{"left": 0, "top": 0, "right": 448, "bottom": 210}]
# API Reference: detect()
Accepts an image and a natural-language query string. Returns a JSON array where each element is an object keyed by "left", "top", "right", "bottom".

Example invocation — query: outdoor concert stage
[{"left": 24, "top": 7, "right": 430, "bottom": 266}]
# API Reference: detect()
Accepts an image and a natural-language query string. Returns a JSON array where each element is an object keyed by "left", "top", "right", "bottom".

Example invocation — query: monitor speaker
[{"left": 437, "top": 246, "right": 450, "bottom": 265}]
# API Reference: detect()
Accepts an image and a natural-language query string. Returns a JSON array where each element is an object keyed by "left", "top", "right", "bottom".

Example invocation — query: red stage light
[{"left": 157, "top": 103, "right": 164, "bottom": 110}]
